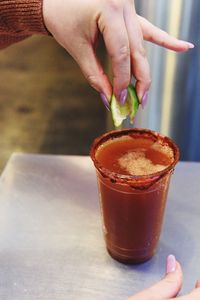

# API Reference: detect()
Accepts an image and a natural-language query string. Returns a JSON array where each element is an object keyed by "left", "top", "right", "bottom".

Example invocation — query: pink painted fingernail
[
  {"left": 187, "top": 42, "right": 195, "bottom": 49},
  {"left": 120, "top": 89, "right": 128, "bottom": 105},
  {"left": 141, "top": 91, "right": 149, "bottom": 109},
  {"left": 179, "top": 40, "right": 195, "bottom": 49},
  {"left": 166, "top": 255, "right": 176, "bottom": 273},
  {"left": 100, "top": 93, "right": 110, "bottom": 111}
]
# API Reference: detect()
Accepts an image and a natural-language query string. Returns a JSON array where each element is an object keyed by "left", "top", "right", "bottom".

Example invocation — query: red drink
[{"left": 90, "top": 129, "right": 179, "bottom": 264}]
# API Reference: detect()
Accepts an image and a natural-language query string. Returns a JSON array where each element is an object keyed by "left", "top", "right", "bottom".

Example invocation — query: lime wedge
[{"left": 110, "top": 85, "right": 139, "bottom": 127}]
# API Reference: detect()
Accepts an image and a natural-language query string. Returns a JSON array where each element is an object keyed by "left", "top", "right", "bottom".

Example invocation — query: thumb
[
  {"left": 72, "top": 43, "right": 112, "bottom": 107},
  {"left": 128, "top": 255, "right": 183, "bottom": 300}
]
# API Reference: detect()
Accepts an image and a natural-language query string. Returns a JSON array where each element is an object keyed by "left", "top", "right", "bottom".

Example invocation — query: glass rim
[{"left": 90, "top": 128, "right": 180, "bottom": 183}]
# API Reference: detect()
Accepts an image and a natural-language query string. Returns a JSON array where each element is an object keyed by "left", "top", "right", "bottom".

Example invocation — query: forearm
[{"left": 0, "top": 0, "right": 49, "bottom": 49}]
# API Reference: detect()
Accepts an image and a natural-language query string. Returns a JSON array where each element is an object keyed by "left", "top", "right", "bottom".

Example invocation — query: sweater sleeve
[{"left": 0, "top": 0, "right": 49, "bottom": 49}]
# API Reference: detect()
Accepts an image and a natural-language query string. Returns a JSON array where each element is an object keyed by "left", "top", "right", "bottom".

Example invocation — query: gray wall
[{"left": 134, "top": 0, "right": 200, "bottom": 161}]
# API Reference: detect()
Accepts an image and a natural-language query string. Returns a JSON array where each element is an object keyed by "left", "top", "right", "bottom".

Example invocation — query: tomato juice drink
[{"left": 90, "top": 128, "right": 179, "bottom": 264}]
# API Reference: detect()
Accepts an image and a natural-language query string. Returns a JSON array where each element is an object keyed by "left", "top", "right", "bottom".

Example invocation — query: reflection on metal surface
[
  {"left": 132, "top": 0, "right": 200, "bottom": 161},
  {"left": 1, "top": 154, "right": 200, "bottom": 297}
]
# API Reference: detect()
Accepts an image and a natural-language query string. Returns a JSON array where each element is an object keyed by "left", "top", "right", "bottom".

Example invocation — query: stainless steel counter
[{"left": 0, "top": 154, "right": 199, "bottom": 299}]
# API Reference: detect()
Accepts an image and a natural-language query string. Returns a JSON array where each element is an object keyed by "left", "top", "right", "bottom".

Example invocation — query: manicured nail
[
  {"left": 187, "top": 42, "right": 195, "bottom": 49},
  {"left": 179, "top": 40, "right": 195, "bottom": 49},
  {"left": 119, "top": 89, "right": 128, "bottom": 105},
  {"left": 166, "top": 255, "right": 176, "bottom": 273},
  {"left": 100, "top": 93, "right": 110, "bottom": 111},
  {"left": 141, "top": 91, "right": 149, "bottom": 109}
]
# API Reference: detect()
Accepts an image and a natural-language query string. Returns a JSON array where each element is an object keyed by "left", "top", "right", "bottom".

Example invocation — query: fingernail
[
  {"left": 166, "top": 255, "right": 176, "bottom": 273},
  {"left": 141, "top": 91, "right": 149, "bottom": 109},
  {"left": 119, "top": 89, "right": 128, "bottom": 105},
  {"left": 100, "top": 93, "right": 110, "bottom": 111},
  {"left": 179, "top": 40, "right": 195, "bottom": 49},
  {"left": 187, "top": 42, "right": 195, "bottom": 49}
]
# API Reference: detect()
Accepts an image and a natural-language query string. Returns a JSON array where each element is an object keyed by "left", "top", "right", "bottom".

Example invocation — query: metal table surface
[{"left": 0, "top": 153, "right": 199, "bottom": 300}]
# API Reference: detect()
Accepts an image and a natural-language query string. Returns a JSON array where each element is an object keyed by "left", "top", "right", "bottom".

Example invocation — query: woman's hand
[
  {"left": 128, "top": 255, "right": 200, "bottom": 300},
  {"left": 43, "top": 0, "right": 194, "bottom": 106}
]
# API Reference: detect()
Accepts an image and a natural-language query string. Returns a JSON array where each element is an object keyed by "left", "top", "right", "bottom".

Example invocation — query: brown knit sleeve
[{"left": 0, "top": 0, "right": 50, "bottom": 49}]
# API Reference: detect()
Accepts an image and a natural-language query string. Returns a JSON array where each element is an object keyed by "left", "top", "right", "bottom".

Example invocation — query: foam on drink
[
  {"left": 96, "top": 136, "right": 174, "bottom": 176},
  {"left": 118, "top": 141, "right": 174, "bottom": 176}
]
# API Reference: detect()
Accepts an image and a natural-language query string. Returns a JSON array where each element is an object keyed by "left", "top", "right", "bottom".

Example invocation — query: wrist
[
  {"left": 42, "top": 0, "right": 56, "bottom": 35},
  {"left": 0, "top": 0, "right": 49, "bottom": 36}
]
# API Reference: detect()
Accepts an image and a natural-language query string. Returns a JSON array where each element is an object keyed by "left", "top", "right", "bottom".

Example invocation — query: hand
[
  {"left": 43, "top": 0, "right": 194, "bottom": 106},
  {"left": 128, "top": 255, "right": 200, "bottom": 300}
]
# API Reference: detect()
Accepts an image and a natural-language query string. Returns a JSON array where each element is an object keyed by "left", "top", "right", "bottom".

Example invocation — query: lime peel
[{"left": 110, "top": 85, "right": 139, "bottom": 128}]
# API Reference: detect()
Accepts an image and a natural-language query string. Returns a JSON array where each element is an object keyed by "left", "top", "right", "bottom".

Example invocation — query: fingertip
[
  {"left": 141, "top": 91, "right": 149, "bottom": 109},
  {"left": 101, "top": 77, "right": 113, "bottom": 101},
  {"left": 100, "top": 93, "right": 110, "bottom": 111},
  {"left": 113, "top": 81, "right": 129, "bottom": 103},
  {"left": 135, "top": 81, "right": 150, "bottom": 104},
  {"left": 165, "top": 255, "right": 183, "bottom": 285},
  {"left": 179, "top": 40, "right": 195, "bottom": 49},
  {"left": 119, "top": 88, "right": 128, "bottom": 105},
  {"left": 166, "top": 254, "right": 176, "bottom": 274},
  {"left": 135, "top": 82, "right": 142, "bottom": 102},
  {"left": 188, "top": 42, "right": 195, "bottom": 49},
  {"left": 172, "top": 41, "right": 195, "bottom": 52}
]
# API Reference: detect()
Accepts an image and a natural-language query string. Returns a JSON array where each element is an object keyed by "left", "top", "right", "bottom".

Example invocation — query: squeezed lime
[{"left": 110, "top": 85, "right": 139, "bottom": 127}]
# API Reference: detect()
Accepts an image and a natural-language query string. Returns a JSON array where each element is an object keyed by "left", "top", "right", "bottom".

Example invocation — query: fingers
[
  {"left": 138, "top": 15, "right": 194, "bottom": 52},
  {"left": 73, "top": 42, "right": 112, "bottom": 106},
  {"left": 128, "top": 255, "right": 200, "bottom": 300},
  {"left": 128, "top": 255, "right": 183, "bottom": 300},
  {"left": 98, "top": 6, "right": 131, "bottom": 101},
  {"left": 124, "top": 4, "right": 151, "bottom": 102},
  {"left": 146, "top": 257, "right": 182, "bottom": 299}
]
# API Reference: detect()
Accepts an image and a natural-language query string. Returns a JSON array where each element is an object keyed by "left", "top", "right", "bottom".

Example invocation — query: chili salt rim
[{"left": 90, "top": 128, "right": 180, "bottom": 184}]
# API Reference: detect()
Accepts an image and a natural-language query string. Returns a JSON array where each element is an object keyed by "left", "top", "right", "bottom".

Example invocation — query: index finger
[{"left": 138, "top": 15, "right": 194, "bottom": 52}]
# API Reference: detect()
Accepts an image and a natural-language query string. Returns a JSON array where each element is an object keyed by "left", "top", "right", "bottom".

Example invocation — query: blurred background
[
  {"left": 0, "top": 37, "right": 107, "bottom": 171},
  {"left": 134, "top": 0, "right": 200, "bottom": 162},
  {"left": 0, "top": 0, "right": 199, "bottom": 171}
]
